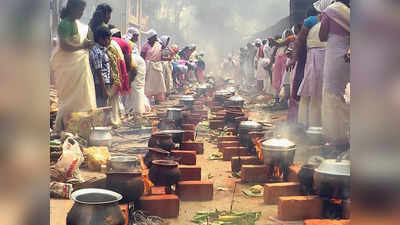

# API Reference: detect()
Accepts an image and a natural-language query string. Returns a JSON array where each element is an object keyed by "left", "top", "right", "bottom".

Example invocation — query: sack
[
  {"left": 83, "top": 146, "right": 111, "bottom": 171},
  {"left": 55, "top": 137, "right": 84, "bottom": 183},
  {"left": 50, "top": 182, "right": 73, "bottom": 199}
]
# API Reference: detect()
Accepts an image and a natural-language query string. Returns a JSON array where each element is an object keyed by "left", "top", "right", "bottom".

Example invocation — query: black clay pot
[
  {"left": 148, "top": 133, "right": 175, "bottom": 152},
  {"left": 143, "top": 148, "right": 170, "bottom": 168},
  {"left": 149, "top": 160, "right": 181, "bottom": 194},
  {"left": 67, "top": 189, "right": 125, "bottom": 225},
  {"left": 105, "top": 172, "right": 144, "bottom": 204},
  {"left": 298, "top": 164, "right": 316, "bottom": 195}
]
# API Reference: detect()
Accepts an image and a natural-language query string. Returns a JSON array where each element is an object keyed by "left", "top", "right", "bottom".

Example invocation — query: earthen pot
[
  {"left": 105, "top": 172, "right": 144, "bottom": 204},
  {"left": 148, "top": 133, "right": 174, "bottom": 151},
  {"left": 149, "top": 160, "right": 181, "bottom": 194},
  {"left": 144, "top": 148, "right": 170, "bottom": 168}
]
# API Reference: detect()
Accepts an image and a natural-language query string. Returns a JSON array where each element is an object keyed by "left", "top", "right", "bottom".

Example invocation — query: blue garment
[
  {"left": 89, "top": 43, "right": 112, "bottom": 85},
  {"left": 303, "top": 16, "right": 319, "bottom": 29}
]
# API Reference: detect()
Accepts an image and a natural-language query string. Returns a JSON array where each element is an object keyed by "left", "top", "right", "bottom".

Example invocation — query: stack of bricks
[{"left": 277, "top": 196, "right": 323, "bottom": 221}]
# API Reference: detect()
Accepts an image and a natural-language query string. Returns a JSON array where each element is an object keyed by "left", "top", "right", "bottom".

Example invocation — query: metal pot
[
  {"left": 215, "top": 90, "right": 231, "bottom": 103},
  {"left": 262, "top": 137, "right": 296, "bottom": 166},
  {"left": 149, "top": 160, "right": 181, "bottom": 194},
  {"left": 106, "top": 172, "right": 144, "bottom": 204},
  {"left": 89, "top": 127, "right": 112, "bottom": 148},
  {"left": 108, "top": 156, "right": 142, "bottom": 173},
  {"left": 239, "top": 121, "right": 264, "bottom": 149},
  {"left": 167, "top": 108, "right": 183, "bottom": 121},
  {"left": 67, "top": 188, "right": 125, "bottom": 225},
  {"left": 180, "top": 95, "right": 195, "bottom": 110},
  {"left": 158, "top": 130, "right": 185, "bottom": 144},
  {"left": 196, "top": 84, "right": 208, "bottom": 96},
  {"left": 314, "top": 153, "right": 351, "bottom": 199},
  {"left": 225, "top": 95, "right": 245, "bottom": 108},
  {"left": 306, "top": 126, "right": 323, "bottom": 145}
]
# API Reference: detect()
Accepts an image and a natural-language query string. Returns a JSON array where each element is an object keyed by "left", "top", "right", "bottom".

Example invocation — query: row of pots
[
  {"left": 68, "top": 157, "right": 181, "bottom": 225},
  {"left": 298, "top": 153, "right": 351, "bottom": 200}
]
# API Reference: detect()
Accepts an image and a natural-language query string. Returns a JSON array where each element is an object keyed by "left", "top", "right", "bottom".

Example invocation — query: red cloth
[
  {"left": 117, "top": 59, "right": 130, "bottom": 95},
  {"left": 112, "top": 37, "right": 132, "bottom": 55}
]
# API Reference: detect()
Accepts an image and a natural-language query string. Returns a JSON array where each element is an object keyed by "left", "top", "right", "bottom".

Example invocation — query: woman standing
[
  {"left": 160, "top": 35, "right": 174, "bottom": 95},
  {"left": 291, "top": 0, "right": 334, "bottom": 130},
  {"left": 88, "top": 3, "right": 112, "bottom": 40},
  {"left": 50, "top": 0, "right": 96, "bottom": 132},
  {"left": 141, "top": 30, "right": 166, "bottom": 104},
  {"left": 319, "top": 0, "right": 350, "bottom": 150}
]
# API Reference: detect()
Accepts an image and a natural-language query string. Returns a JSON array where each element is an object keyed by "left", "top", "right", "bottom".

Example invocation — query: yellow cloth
[{"left": 50, "top": 20, "right": 97, "bottom": 132}]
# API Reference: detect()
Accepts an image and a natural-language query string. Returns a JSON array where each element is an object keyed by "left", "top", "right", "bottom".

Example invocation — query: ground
[{"left": 50, "top": 96, "right": 320, "bottom": 225}]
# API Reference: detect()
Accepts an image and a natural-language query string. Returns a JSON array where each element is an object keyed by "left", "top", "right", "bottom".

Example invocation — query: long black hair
[
  {"left": 60, "top": 0, "right": 86, "bottom": 19},
  {"left": 89, "top": 3, "right": 112, "bottom": 32}
]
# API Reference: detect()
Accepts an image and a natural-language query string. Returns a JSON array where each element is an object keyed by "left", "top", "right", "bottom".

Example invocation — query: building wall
[{"left": 290, "top": 0, "right": 315, "bottom": 24}]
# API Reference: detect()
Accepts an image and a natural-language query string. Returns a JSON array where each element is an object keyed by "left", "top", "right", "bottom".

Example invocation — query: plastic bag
[
  {"left": 83, "top": 146, "right": 110, "bottom": 171},
  {"left": 55, "top": 137, "right": 84, "bottom": 183}
]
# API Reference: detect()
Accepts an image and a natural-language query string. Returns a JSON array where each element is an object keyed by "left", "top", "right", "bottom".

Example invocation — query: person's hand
[
  {"left": 82, "top": 39, "right": 94, "bottom": 49},
  {"left": 286, "top": 58, "right": 296, "bottom": 72}
]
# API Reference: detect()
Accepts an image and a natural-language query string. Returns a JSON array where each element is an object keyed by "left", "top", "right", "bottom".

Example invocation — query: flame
[
  {"left": 138, "top": 155, "right": 154, "bottom": 195},
  {"left": 253, "top": 137, "right": 263, "bottom": 161},
  {"left": 331, "top": 199, "right": 343, "bottom": 205}
]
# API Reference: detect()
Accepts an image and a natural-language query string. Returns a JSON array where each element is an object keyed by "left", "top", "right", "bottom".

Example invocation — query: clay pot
[
  {"left": 149, "top": 160, "right": 181, "bottom": 194},
  {"left": 148, "top": 133, "right": 175, "bottom": 151},
  {"left": 67, "top": 189, "right": 125, "bottom": 225},
  {"left": 144, "top": 148, "right": 170, "bottom": 168},
  {"left": 106, "top": 172, "right": 144, "bottom": 204}
]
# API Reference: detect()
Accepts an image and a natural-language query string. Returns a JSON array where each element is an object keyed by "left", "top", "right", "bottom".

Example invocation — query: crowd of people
[
  {"left": 50, "top": 0, "right": 207, "bottom": 131},
  {"left": 233, "top": 0, "right": 350, "bottom": 152}
]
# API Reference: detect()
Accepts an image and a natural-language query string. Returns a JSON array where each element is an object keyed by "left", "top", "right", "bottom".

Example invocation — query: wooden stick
[{"left": 230, "top": 181, "right": 237, "bottom": 212}]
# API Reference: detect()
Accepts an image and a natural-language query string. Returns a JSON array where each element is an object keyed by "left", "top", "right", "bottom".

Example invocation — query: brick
[
  {"left": 264, "top": 182, "right": 301, "bottom": 204},
  {"left": 287, "top": 165, "right": 301, "bottom": 182},
  {"left": 304, "top": 219, "right": 351, "bottom": 225},
  {"left": 179, "top": 165, "right": 201, "bottom": 181},
  {"left": 209, "top": 120, "right": 225, "bottom": 130},
  {"left": 223, "top": 147, "right": 248, "bottom": 161},
  {"left": 241, "top": 165, "right": 270, "bottom": 183},
  {"left": 137, "top": 194, "right": 180, "bottom": 218},
  {"left": 180, "top": 142, "right": 204, "bottom": 154},
  {"left": 182, "top": 124, "right": 196, "bottom": 131},
  {"left": 231, "top": 156, "right": 264, "bottom": 172},
  {"left": 119, "top": 204, "right": 129, "bottom": 225},
  {"left": 171, "top": 150, "right": 196, "bottom": 165},
  {"left": 177, "top": 181, "right": 213, "bottom": 201},
  {"left": 151, "top": 186, "right": 166, "bottom": 195},
  {"left": 183, "top": 130, "right": 195, "bottom": 141},
  {"left": 218, "top": 141, "right": 241, "bottom": 152},
  {"left": 277, "top": 196, "right": 323, "bottom": 221}
]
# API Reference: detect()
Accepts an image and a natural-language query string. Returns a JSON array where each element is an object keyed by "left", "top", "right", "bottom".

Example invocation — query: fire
[
  {"left": 331, "top": 199, "right": 343, "bottom": 205},
  {"left": 253, "top": 137, "right": 263, "bottom": 161},
  {"left": 273, "top": 165, "right": 284, "bottom": 180},
  {"left": 138, "top": 155, "right": 154, "bottom": 195}
]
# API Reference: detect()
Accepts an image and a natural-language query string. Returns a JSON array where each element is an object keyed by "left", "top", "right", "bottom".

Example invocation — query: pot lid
[
  {"left": 315, "top": 159, "right": 351, "bottom": 176},
  {"left": 167, "top": 108, "right": 183, "bottom": 112},
  {"left": 197, "top": 84, "right": 208, "bottom": 89},
  {"left": 71, "top": 188, "right": 122, "bottom": 205},
  {"left": 239, "top": 121, "right": 263, "bottom": 130},
  {"left": 306, "top": 126, "right": 323, "bottom": 134},
  {"left": 262, "top": 137, "right": 296, "bottom": 151},
  {"left": 158, "top": 130, "right": 185, "bottom": 134},
  {"left": 180, "top": 95, "right": 194, "bottom": 101},
  {"left": 228, "top": 95, "right": 244, "bottom": 102},
  {"left": 216, "top": 90, "right": 229, "bottom": 96},
  {"left": 92, "top": 127, "right": 112, "bottom": 131}
]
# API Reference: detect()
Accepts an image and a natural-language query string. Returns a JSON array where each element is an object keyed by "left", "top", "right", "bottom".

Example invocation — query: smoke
[
  {"left": 180, "top": 0, "right": 289, "bottom": 70},
  {"left": 144, "top": 0, "right": 289, "bottom": 71}
]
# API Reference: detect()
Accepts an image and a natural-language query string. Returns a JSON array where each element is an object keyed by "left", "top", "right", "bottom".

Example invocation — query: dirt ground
[{"left": 50, "top": 98, "right": 319, "bottom": 225}]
